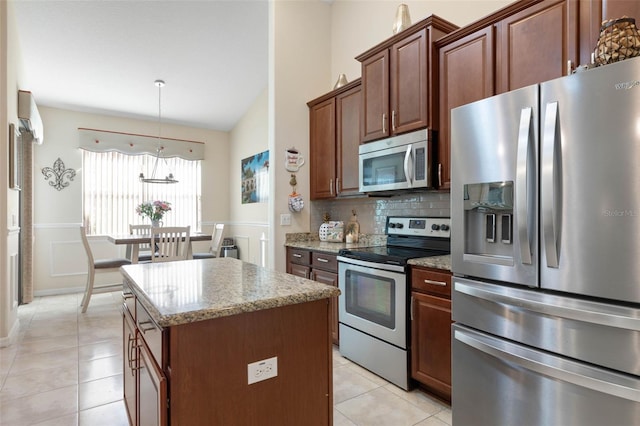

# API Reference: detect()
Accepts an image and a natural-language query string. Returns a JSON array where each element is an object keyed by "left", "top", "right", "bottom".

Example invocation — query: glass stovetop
[{"left": 338, "top": 245, "right": 448, "bottom": 266}]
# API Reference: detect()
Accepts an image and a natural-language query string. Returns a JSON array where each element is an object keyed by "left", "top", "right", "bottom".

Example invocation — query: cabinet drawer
[
  {"left": 411, "top": 268, "right": 452, "bottom": 298},
  {"left": 311, "top": 252, "right": 337, "bottom": 272},
  {"left": 136, "top": 300, "right": 164, "bottom": 366},
  {"left": 123, "top": 279, "right": 136, "bottom": 319},
  {"left": 288, "top": 248, "right": 311, "bottom": 265}
]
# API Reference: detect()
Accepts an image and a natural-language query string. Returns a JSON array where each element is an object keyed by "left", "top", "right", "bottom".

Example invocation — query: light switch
[{"left": 280, "top": 214, "right": 291, "bottom": 226}]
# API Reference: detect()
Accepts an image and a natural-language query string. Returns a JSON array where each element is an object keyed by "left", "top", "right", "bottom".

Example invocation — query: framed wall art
[
  {"left": 9, "top": 123, "right": 22, "bottom": 190},
  {"left": 241, "top": 150, "right": 269, "bottom": 204}
]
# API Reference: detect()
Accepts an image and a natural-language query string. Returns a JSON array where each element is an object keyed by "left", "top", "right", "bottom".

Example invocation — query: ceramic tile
[
  {"left": 8, "top": 346, "right": 78, "bottom": 376},
  {"left": 335, "top": 386, "right": 430, "bottom": 426},
  {"left": 435, "top": 407, "right": 452, "bottom": 424},
  {"left": 333, "top": 364, "right": 381, "bottom": 404},
  {"left": 0, "top": 362, "right": 77, "bottom": 402},
  {"left": 22, "top": 321, "right": 78, "bottom": 341},
  {"left": 334, "top": 408, "right": 358, "bottom": 426},
  {"left": 79, "top": 374, "right": 123, "bottom": 410},
  {"left": 17, "top": 334, "right": 78, "bottom": 356},
  {"left": 79, "top": 399, "right": 129, "bottom": 426},
  {"left": 383, "top": 383, "right": 447, "bottom": 416},
  {"left": 79, "top": 354, "right": 122, "bottom": 383},
  {"left": 32, "top": 412, "right": 79, "bottom": 426},
  {"left": 414, "top": 415, "right": 450, "bottom": 426},
  {"left": 79, "top": 339, "right": 121, "bottom": 362},
  {"left": 78, "top": 323, "right": 122, "bottom": 345},
  {"left": 0, "top": 384, "right": 78, "bottom": 425}
]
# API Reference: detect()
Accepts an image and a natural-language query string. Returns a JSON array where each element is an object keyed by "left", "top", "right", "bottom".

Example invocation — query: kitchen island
[{"left": 120, "top": 257, "right": 340, "bottom": 426}]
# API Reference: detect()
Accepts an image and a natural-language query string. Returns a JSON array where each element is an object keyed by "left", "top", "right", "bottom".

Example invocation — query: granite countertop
[
  {"left": 408, "top": 255, "right": 451, "bottom": 272},
  {"left": 286, "top": 232, "right": 451, "bottom": 272},
  {"left": 285, "top": 232, "right": 386, "bottom": 254},
  {"left": 120, "top": 257, "right": 340, "bottom": 328}
]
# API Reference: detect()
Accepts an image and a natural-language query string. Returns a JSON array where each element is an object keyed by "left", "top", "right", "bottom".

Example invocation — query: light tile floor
[{"left": 0, "top": 292, "right": 451, "bottom": 425}]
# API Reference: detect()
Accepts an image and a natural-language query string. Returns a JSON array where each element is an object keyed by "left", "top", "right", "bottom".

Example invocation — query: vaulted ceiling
[{"left": 13, "top": 0, "right": 269, "bottom": 131}]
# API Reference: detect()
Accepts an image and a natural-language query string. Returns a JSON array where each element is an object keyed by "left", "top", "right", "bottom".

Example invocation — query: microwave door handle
[
  {"left": 516, "top": 107, "right": 533, "bottom": 265},
  {"left": 404, "top": 144, "right": 413, "bottom": 187},
  {"left": 542, "top": 102, "right": 560, "bottom": 268}
]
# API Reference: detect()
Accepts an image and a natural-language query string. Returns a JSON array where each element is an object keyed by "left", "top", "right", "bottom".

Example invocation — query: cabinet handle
[
  {"left": 392, "top": 110, "right": 396, "bottom": 131},
  {"left": 336, "top": 178, "right": 340, "bottom": 195},
  {"left": 424, "top": 279, "right": 447, "bottom": 287},
  {"left": 382, "top": 113, "right": 387, "bottom": 134},
  {"left": 316, "top": 257, "right": 329, "bottom": 263},
  {"left": 410, "top": 295, "right": 414, "bottom": 321},
  {"left": 566, "top": 60, "right": 574, "bottom": 76},
  {"left": 329, "top": 179, "right": 333, "bottom": 196},
  {"left": 293, "top": 253, "right": 302, "bottom": 258},
  {"left": 138, "top": 320, "right": 156, "bottom": 333},
  {"left": 438, "top": 163, "right": 442, "bottom": 187}
]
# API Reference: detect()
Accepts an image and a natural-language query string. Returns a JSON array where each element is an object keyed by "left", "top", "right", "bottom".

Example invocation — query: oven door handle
[{"left": 337, "top": 256, "right": 406, "bottom": 273}]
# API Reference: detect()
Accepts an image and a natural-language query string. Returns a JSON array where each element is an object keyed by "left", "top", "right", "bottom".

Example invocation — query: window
[{"left": 82, "top": 150, "right": 201, "bottom": 235}]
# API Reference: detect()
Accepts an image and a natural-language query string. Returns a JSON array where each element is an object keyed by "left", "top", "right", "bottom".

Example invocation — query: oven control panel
[{"left": 386, "top": 217, "right": 451, "bottom": 238}]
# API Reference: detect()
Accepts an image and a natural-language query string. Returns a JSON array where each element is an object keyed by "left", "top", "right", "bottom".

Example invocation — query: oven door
[{"left": 337, "top": 257, "right": 407, "bottom": 349}]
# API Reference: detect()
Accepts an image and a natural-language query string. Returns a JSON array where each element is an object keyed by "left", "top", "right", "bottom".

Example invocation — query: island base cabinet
[
  {"left": 138, "top": 340, "right": 167, "bottom": 426},
  {"left": 123, "top": 309, "right": 137, "bottom": 426},
  {"left": 167, "top": 299, "right": 332, "bottom": 425}
]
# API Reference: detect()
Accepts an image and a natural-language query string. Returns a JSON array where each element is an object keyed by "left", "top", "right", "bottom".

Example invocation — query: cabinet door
[
  {"left": 310, "top": 98, "right": 337, "bottom": 199},
  {"left": 391, "top": 28, "right": 429, "bottom": 135},
  {"left": 361, "top": 49, "right": 390, "bottom": 142},
  {"left": 289, "top": 263, "right": 311, "bottom": 279},
  {"left": 336, "top": 85, "right": 362, "bottom": 196},
  {"left": 311, "top": 269, "right": 339, "bottom": 345},
  {"left": 138, "top": 341, "right": 167, "bottom": 426},
  {"left": 123, "top": 309, "right": 137, "bottom": 426},
  {"left": 411, "top": 291, "right": 452, "bottom": 401},
  {"left": 438, "top": 26, "right": 494, "bottom": 189},
  {"left": 496, "top": 0, "right": 578, "bottom": 93}
]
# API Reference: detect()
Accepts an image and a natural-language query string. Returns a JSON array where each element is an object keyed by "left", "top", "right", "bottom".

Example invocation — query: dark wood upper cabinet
[
  {"left": 357, "top": 16, "right": 458, "bottom": 144},
  {"left": 495, "top": 0, "right": 578, "bottom": 93},
  {"left": 438, "top": 26, "right": 495, "bottom": 189},
  {"left": 308, "top": 79, "right": 362, "bottom": 200}
]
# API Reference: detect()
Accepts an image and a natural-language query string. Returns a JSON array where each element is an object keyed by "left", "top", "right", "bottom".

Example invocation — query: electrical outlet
[
  {"left": 247, "top": 356, "right": 278, "bottom": 384},
  {"left": 280, "top": 214, "right": 291, "bottom": 226}
]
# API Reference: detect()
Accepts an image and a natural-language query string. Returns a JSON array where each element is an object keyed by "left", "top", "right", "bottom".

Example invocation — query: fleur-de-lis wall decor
[{"left": 42, "top": 158, "right": 76, "bottom": 191}]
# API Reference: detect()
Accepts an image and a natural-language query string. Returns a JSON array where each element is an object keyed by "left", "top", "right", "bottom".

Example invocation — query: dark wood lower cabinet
[
  {"left": 411, "top": 291, "right": 452, "bottom": 401},
  {"left": 123, "top": 309, "right": 137, "bottom": 426},
  {"left": 138, "top": 340, "right": 167, "bottom": 426},
  {"left": 410, "top": 266, "right": 452, "bottom": 402},
  {"left": 287, "top": 247, "right": 340, "bottom": 345}
]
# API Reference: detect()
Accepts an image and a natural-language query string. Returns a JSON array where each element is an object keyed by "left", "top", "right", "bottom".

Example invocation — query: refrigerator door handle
[
  {"left": 542, "top": 101, "right": 560, "bottom": 268},
  {"left": 455, "top": 280, "right": 640, "bottom": 331},
  {"left": 404, "top": 144, "right": 413, "bottom": 187},
  {"left": 516, "top": 107, "right": 533, "bottom": 265},
  {"left": 454, "top": 328, "right": 640, "bottom": 402}
]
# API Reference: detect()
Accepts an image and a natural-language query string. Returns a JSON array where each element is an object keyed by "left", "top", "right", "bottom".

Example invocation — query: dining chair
[
  {"left": 129, "top": 224, "right": 152, "bottom": 262},
  {"left": 193, "top": 223, "right": 225, "bottom": 259},
  {"left": 79, "top": 226, "right": 131, "bottom": 313},
  {"left": 151, "top": 226, "right": 191, "bottom": 262}
]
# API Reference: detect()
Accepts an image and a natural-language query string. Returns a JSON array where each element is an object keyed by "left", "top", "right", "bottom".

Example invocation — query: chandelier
[{"left": 139, "top": 79, "right": 178, "bottom": 184}]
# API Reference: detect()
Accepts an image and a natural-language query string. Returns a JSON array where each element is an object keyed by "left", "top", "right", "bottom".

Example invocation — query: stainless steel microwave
[{"left": 359, "top": 129, "right": 433, "bottom": 193}]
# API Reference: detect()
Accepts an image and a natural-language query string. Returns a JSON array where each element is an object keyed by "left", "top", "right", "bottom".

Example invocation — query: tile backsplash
[{"left": 310, "top": 191, "right": 450, "bottom": 235}]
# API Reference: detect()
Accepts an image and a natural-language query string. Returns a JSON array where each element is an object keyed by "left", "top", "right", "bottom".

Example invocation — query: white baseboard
[{"left": 34, "top": 285, "right": 90, "bottom": 297}]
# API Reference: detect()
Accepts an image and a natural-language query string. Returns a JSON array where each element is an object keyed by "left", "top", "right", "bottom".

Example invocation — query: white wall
[
  {"left": 269, "top": 0, "right": 333, "bottom": 271},
  {"left": 32, "top": 106, "right": 229, "bottom": 295},
  {"left": 228, "top": 87, "right": 270, "bottom": 266}
]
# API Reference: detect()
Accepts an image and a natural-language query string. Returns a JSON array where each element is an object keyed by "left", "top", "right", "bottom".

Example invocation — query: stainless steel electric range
[{"left": 337, "top": 216, "right": 451, "bottom": 390}]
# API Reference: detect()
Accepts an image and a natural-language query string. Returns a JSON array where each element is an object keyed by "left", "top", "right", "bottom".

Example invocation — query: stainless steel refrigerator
[{"left": 451, "top": 57, "right": 640, "bottom": 425}]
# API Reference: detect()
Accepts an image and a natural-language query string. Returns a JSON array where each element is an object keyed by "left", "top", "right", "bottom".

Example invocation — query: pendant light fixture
[{"left": 139, "top": 79, "right": 178, "bottom": 184}]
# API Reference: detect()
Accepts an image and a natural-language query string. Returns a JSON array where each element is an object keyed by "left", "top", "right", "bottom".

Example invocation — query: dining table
[{"left": 107, "top": 231, "right": 212, "bottom": 263}]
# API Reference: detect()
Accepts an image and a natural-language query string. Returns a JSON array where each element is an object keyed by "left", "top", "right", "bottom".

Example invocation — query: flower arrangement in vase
[{"left": 136, "top": 200, "right": 171, "bottom": 227}]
